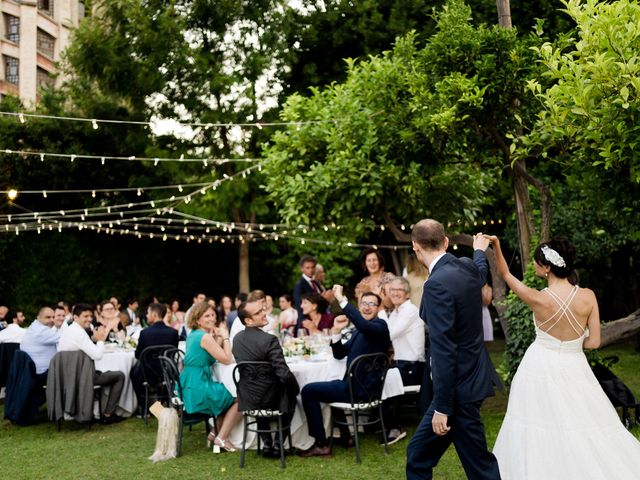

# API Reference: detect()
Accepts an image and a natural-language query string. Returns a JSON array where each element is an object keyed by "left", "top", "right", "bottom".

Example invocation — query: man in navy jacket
[
  {"left": 299, "top": 285, "right": 390, "bottom": 457},
  {"left": 406, "top": 219, "right": 501, "bottom": 480},
  {"left": 130, "top": 303, "right": 179, "bottom": 412}
]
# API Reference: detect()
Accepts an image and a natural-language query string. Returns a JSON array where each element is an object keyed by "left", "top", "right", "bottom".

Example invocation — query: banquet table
[
  {"left": 94, "top": 346, "right": 137, "bottom": 417},
  {"left": 214, "top": 352, "right": 404, "bottom": 450}
]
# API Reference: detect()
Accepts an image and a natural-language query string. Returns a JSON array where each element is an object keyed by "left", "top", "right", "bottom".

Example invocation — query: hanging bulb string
[
  {"left": 0, "top": 111, "right": 331, "bottom": 129},
  {"left": 0, "top": 148, "right": 262, "bottom": 164}
]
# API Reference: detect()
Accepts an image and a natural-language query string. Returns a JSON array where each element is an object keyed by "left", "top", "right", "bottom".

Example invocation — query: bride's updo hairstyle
[{"left": 533, "top": 236, "right": 575, "bottom": 279}]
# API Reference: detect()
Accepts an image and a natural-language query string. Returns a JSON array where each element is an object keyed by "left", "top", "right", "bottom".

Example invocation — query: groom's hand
[{"left": 432, "top": 412, "right": 451, "bottom": 436}]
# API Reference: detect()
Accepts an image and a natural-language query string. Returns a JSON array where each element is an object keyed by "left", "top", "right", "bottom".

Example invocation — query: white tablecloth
[
  {"left": 214, "top": 354, "right": 404, "bottom": 450},
  {"left": 95, "top": 348, "right": 137, "bottom": 417}
]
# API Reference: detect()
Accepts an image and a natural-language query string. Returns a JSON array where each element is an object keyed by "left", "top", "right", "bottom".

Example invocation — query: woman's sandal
[
  {"left": 206, "top": 432, "right": 216, "bottom": 449},
  {"left": 212, "top": 436, "right": 236, "bottom": 453}
]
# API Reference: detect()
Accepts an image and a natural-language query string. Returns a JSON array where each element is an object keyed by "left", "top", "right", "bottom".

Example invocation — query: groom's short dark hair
[{"left": 412, "top": 219, "right": 446, "bottom": 251}]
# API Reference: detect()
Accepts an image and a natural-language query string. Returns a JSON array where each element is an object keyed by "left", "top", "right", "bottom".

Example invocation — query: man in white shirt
[
  {"left": 382, "top": 276, "right": 428, "bottom": 444},
  {"left": 21, "top": 306, "right": 64, "bottom": 381},
  {"left": 58, "top": 303, "right": 126, "bottom": 424},
  {"left": 0, "top": 309, "right": 26, "bottom": 343}
]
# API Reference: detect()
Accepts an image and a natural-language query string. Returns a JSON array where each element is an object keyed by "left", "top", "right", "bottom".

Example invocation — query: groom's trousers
[{"left": 406, "top": 400, "right": 501, "bottom": 480}]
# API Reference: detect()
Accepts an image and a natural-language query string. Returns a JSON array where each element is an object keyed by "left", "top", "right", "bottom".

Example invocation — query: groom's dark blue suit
[{"left": 406, "top": 250, "right": 501, "bottom": 480}]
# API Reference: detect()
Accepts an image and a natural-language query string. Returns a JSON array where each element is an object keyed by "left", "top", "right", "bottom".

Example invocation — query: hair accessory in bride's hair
[{"left": 541, "top": 245, "right": 566, "bottom": 268}]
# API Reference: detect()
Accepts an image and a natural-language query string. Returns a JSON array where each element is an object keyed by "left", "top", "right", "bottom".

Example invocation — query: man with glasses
[
  {"left": 299, "top": 285, "right": 391, "bottom": 457},
  {"left": 233, "top": 299, "right": 300, "bottom": 458}
]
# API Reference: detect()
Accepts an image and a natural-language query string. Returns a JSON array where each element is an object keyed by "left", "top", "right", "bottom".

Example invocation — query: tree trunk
[
  {"left": 238, "top": 239, "right": 250, "bottom": 293},
  {"left": 496, "top": 0, "right": 512, "bottom": 28},
  {"left": 512, "top": 160, "right": 535, "bottom": 267},
  {"left": 599, "top": 309, "right": 640, "bottom": 348}
]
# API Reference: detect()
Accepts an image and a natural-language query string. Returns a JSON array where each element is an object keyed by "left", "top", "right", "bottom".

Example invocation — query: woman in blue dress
[{"left": 180, "top": 302, "right": 241, "bottom": 452}]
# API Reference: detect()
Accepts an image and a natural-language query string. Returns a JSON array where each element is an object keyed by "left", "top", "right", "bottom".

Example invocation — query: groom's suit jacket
[{"left": 420, "top": 250, "right": 495, "bottom": 415}]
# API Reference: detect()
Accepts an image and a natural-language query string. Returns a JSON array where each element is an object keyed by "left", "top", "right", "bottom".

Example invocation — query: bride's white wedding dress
[{"left": 494, "top": 286, "right": 640, "bottom": 479}]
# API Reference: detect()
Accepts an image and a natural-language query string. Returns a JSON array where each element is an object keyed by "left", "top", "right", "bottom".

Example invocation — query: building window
[
  {"left": 37, "top": 67, "right": 55, "bottom": 88},
  {"left": 38, "top": 0, "right": 54, "bottom": 17},
  {"left": 4, "top": 56, "right": 19, "bottom": 85},
  {"left": 4, "top": 14, "right": 20, "bottom": 44},
  {"left": 37, "top": 28, "right": 55, "bottom": 58}
]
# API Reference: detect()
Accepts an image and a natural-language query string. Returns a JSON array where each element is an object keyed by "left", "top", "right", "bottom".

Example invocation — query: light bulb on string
[
  {"left": 7, "top": 189, "right": 18, "bottom": 201},
  {"left": 101, "top": 157, "right": 106, "bottom": 165},
  {"left": 92, "top": 119, "right": 98, "bottom": 130},
  {"left": 40, "top": 153, "right": 45, "bottom": 162},
  {"left": 42, "top": 191, "right": 47, "bottom": 198},
  {"left": 70, "top": 155, "right": 76, "bottom": 163},
  {"left": 154, "top": 158, "right": 159, "bottom": 166},
  {"left": 18, "top": 113, "right": 25, "bottom": 123}
]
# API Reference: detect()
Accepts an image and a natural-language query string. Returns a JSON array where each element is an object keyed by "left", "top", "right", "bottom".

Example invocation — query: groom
[{"left": 406, "top": 219, "right": 501, "bottom": 479}]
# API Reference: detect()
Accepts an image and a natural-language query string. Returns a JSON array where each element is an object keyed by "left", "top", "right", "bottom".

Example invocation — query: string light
[
  {"left": 0, "top": 148, "right": 262, "bottom": 165},
  {"left": 0, "top": 110, "right": 331, "bottom": 129},
  {"left": 7, "top": 189, "right": 18, "bottom": 200}
]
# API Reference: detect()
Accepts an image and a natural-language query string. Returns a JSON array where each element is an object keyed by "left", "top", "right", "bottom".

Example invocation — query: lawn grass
[{"left": 2, "top": 340, "right": 639, "bottom": 479}]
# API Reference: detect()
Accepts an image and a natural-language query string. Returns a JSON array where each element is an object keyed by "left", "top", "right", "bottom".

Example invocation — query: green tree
[{"left": 262, "top": 0, "right": 542, "bottom": 259}]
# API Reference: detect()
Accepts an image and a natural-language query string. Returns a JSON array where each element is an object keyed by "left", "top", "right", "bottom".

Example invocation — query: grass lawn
[{"left": 2, "top": 340, "right": 640, "bottom": 479}]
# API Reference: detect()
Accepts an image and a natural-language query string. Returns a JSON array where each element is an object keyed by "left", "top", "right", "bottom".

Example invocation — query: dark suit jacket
[
  {"left": 232, "top": 327, "right": 300, "bottom": 414},
  {"left": 331, "top": 303, "right": 390, "bottom": 397},
  {"left": 134, "top": 322, "right": 179, "bottom": 383},
  {"left": 293, "top": 276, "right": 320, "bottom": 329},
  {"left": 420, "top": 250, "right": 495, "bottom": 415}
]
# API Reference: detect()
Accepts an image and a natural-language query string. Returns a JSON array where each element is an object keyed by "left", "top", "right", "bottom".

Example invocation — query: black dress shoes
[{"left": 297, "top": 442, "right": 332, "bottom": 457}]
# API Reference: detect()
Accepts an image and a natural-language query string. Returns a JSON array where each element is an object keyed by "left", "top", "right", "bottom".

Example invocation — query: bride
[{"left": 487, "top": 235, "right": 640, "bottom": 479}]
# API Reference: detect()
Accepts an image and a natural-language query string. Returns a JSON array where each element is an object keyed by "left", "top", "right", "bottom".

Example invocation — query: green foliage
[
  {"left": 501, "top": 264, "right": 545, "bottom": 385},
  {"left": 262, "top": 0, "right": 543, "bottom": 244},
  {"left": 520, "top": 0, "right": 640, "bottom": 182}
]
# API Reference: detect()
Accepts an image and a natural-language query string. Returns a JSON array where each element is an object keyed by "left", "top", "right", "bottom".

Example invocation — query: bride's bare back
[{"left": 531, "top": 283, "right": 599, "bottom": 342}]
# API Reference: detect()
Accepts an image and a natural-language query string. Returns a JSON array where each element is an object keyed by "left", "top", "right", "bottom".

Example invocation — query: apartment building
[{"left": 0, "top": 0, "right": 84, "bottom": 105}]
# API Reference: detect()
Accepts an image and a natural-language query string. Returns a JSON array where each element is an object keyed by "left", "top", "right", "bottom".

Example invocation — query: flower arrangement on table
[
  {"left": 123, "top": 336, "right": 137, "bottom": 349},
  {"left": 281, "top": 337, "right": 313, "bottom": 357}
]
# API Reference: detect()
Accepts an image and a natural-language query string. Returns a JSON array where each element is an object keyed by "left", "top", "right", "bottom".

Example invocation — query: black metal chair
[
  {"left": 138, "top": 344, "right": 175, "bottom": 425},
  {"left": 232, "top": 361, "right": 294, "bottom": 469},
  {"left": 158, "top": 354, "right": 214, "bottom": 456},
  {"left": 328, "top": 352, "right": 391, "bottom": 463},
  {"left": 0, "top": 342, "right": 20, "bottom": 390}
]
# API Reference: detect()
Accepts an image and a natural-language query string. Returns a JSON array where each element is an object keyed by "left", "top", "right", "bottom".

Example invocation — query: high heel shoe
[
  {"left": 207, "top": 432, "right": 216, "bottom": 448},
  {"left": 213, "top": 436, "right": 236, "bottom": 453}
]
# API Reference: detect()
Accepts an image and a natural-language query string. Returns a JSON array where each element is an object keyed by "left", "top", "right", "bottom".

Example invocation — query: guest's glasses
[{"left": 360, "top": 301, "right": 379, "bottom": 308}]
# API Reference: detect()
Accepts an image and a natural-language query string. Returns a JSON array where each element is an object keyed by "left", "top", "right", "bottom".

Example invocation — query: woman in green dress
[{"left": 180, "top": 302, "right": 242, "bottom": 452}]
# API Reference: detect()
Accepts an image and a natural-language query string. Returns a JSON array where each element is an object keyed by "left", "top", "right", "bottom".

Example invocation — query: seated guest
[
  {"left": 383, "top": 276, "right": 426, "bottom": 444},
  {"left": 180, "top": 302, "right": 242, "bottom": 452},
  {"left": 130, "top": 303, "right": 179, "bottom": 413},
  {"left": 230, "top": 290, "right": 266, "bottom": 344},
  {"left": 0, "top": 309, "right": 26, "bottom": 343},
  {"left": 276, "top": 294, "right": 298, "bottom": 333},
  {"left": 233, "top": 300, "right": 300, "bottom": 458},
  {"left": 300, "top": 293, "right": 334, "bottom": 335},
  {"left": 299, "top": 287, "right": 391, "bottom": 457},
  {"left": 96, "top": 300, "right": 125, "bottom": 337},
  {"left": 58, "top": 303, "right": 126, "bottom": 424},
  {"left": 20, "top": 306, "right": 64, "bottom": 384}
]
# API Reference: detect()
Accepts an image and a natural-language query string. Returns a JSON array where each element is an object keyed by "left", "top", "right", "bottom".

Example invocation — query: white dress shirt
[
  {"left": 20, "top": 320, "right": 62, "bottom": 374},
  {"left": 387, "top": 299, "right": 425, "bottom": 362},
  {"left": 58, "top": 321, "right": 105, "bottom": 361},
  {"left": 0, "top": 323, "right": 26, "bottom": 343},
  {"left": 428, "top": 252, "right": 447, "bottom": 274}
]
